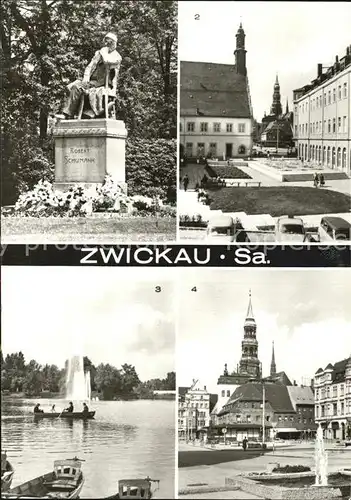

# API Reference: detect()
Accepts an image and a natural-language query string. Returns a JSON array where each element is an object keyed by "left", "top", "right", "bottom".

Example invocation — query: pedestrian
[
  {"left": 313, "top": 172, "right": 319, "bottom": 188},
  {"left": 51, "top": 404, "right": 56, "bottom": 413},
  {"left": 242, "top": 437, "right": 248, "bottom": 451},
  {"left": 201, "top": 174, "right": 208, "bottom": 188},
  {"left": 319, "top": 173, "right": 325, "bottom": 187},
  {"left": 183, "top": 174, "right": 189, "bottom": 192}
]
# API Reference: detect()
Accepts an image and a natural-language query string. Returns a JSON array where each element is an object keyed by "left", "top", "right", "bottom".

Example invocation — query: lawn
[
  {"left": 1, "top": 216, "right": 176, "bottom": 243},
  {"left": 208, "top": 186, "right": 351, "bottom": 216},
  {"left": 206, "top": 165, "right": 251, "bottom": 179}
]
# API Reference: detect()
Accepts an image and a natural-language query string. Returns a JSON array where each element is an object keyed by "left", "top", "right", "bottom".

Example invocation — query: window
[
  {"left": 187, "top": 122, "right": 195, "bottom": 132},
  {"left": 221, "top": 390, "right": 225, "bottom": 397},
  {"left": 343, "top": 116, "right": 347, "bottom": 133},
  {"left": 333, "top": 118, "right": 336, "bottom": 133},
  {"left": 328, "top": 120, "right": 331, "bottom": 133},
  {"left": 328, "top": 90, "right": 331, "bottom": 104},
  {"left": 209, "top": 143, "right": 217, "bottom": 156},
  {"left": 226, "top": 390, "right": 230, "bottom": 397},
  {"left": 323, "top": 94, "right": 326, "bottom": 106},
  {"left": 180, "top": 123, "right": 182, "bottom": 132},
  {"left": 226, "top": 123, "right": 233, "bottom": 133},
  {"left": 343, "top": 82, "right": 347, "bottom": 98},
  {"left": 238, "top": 123, "right": 246, "bottom": 133},
  {"left": 333, "top": 88, "right": 336, "bottom": 102},
  {"left": 185, "top": 142, "right": 193, "bottom": 156},
  {"left": 338, "top": 86, "right": 342, "bottom": 99},
  {"left": 213, "top": 122, "right": 221, "bottom": 132},
  {"left": 200, "top": 122, "right": 208, "bottom": 132},
  {"left": 341, "top": 402, "right": 344, "bottom": 414},
  {"left": 338, "top": 117, "right": 341, "bottom": 132},
  {"left": 333, "top": 403, "right": 337, "bottom": 416}
]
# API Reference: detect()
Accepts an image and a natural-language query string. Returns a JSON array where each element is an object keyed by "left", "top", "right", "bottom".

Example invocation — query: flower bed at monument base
[
  {"left": 206, "top": 165, "right": 252, "bottom": 179},
  {"left": 1, "top": 176, "right": 176, "bottom": 219}
]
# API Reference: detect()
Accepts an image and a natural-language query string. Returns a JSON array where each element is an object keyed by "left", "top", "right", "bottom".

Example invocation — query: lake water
[{"left": 1, "top": 397, "right": 175, "bottom": 498}]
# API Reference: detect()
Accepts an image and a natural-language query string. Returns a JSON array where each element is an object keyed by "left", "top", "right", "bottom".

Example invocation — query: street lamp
[{"left": 261, "top": 382, "right": 266, "bottom": 446}]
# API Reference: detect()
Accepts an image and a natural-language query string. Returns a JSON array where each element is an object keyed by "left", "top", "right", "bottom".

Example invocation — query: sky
[
  {"left": 1, "top": 267, "right": 176, "bottom": 382},
  {"left": 179, "top": 1, "right": 351, "bottom": 120},
  {"left": 177, "top": 268, "right": 351, "bottom": 393}
]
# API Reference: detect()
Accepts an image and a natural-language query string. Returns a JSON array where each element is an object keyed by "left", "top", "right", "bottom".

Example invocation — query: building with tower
[
  {"left": 261, "top": 76, "right": 294, "bottom": 148},
  {"left": 179, "top": 23, "right": 253, "bottom": 160},
  {"left": 314, "top": 356, "right": 351, "bottom": 440},
  {"left": 293, "top": 46, "right": 351, "bottom": 174},
  {"left": 208, "top": 291, "right": 315, "bottom": 442}
]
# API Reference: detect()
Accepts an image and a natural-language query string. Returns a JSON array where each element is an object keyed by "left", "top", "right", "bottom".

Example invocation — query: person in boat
[
  {"left": 82, "top": 403, "right": 89, "bottom": 414},
  {"left": 34, "top": 403, "right": 44, "bottom": 413},
  {"left": 64, "top": 402, "right": 74, "bottom": 413}
]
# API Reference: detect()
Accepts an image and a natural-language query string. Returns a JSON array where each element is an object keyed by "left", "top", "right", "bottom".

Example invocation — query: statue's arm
[{"left": 83, "top": 50, "right": 101, "bottom": 83}]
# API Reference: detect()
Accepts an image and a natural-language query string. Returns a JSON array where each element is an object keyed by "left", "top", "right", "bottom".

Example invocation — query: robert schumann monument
[{"left": 54, "top": 31, "right": 128, "bottom": 192}]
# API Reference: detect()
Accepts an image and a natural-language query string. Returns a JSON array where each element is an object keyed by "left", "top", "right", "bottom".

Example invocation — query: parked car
[
  {"left": 275, "top": 216, "right": 307, "bottom": 242},
  {"left": 206, "top": 215, "right": 237, "bottom": 243},
  {"left": 318, "top": 216, "right": 351, "bottom": 242}
]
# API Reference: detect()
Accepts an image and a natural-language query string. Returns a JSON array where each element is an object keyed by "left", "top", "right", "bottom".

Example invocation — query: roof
[
  {"left": 287, "top": 386, "right": 314, "bottom": 409},
  {"left": 210, "top": 394, "right": 218, "bottom": 412},
  {"left": 315, "top": 368, "right": 323, "bottom": 374},
  {"left": 224, "top": 383, "right": 295, "bottom": 413},
  {"left": 265, "top": 371, "right": 293, "bottom": 386},
  {"left": 325, "top": 363, "right": 334, "bottom": 370},
  {"left": 321, "top": 216, "right": 351, "bottom": 229},
  {"left": 180, "top": 61, "right": 251, "bottom": 118},
  {"left": 208, "top": 215, "right": 234, "bottom": 227},
  {"left": 332, "top": 359, "right": 349, "bottom": 383}
]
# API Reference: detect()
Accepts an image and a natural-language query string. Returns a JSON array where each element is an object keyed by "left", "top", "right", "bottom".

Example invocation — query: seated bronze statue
[{"left": 58, "top": 32, "right": 121, "bottom": 120}]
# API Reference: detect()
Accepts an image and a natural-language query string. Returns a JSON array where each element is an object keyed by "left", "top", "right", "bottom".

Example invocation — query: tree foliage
[
  {"left": 1, "top": 351, "right": 173, "bottom": 401},
  {"left": 1, "top": 0, "right": 177, "bottom": 205}
]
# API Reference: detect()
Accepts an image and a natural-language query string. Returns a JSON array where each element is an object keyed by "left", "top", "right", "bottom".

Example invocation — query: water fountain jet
[
  {"left": 65, "top": 355, "right": 91, "bottom": 401},
  {"left": 315, "top": 423, "right": 328, "bottom": 486}
]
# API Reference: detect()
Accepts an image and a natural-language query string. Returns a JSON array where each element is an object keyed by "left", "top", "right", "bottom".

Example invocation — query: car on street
[
  {"left": 318, "top": 216, "right": 351, "bottom": 242},
  {"left": 275, "top": 216, "right": 307, "bottom": 242},
  {"left": 206, "top": 215, "right": 237, "bottom": 243}
]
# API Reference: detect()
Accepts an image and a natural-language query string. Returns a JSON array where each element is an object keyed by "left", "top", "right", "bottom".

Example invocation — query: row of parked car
[{"left": 206, "top": 215, "right": 351, "bottom": 243}]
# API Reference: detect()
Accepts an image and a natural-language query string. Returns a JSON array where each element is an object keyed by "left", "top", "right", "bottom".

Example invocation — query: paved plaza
[{"left": 178, "top": 441, "right": 351, "bottom": 498}]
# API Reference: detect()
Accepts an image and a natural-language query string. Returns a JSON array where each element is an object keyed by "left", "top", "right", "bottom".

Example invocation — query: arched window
[
  {"left": 319, "top": 146, "right": 322, "bottom": 163},
  {"left": 305, "top": 144, "right": 308, "bottom": 160},
  {"left": 337, "top": 148, "right": 341, "bottom": 168},
  {"left": 238, "top": 145, "right": 246, "bottom": 155},
  {"left": 327, "top": 147, "right": 331, "bottom": 166},
  {"left": 332, "top": 147, "right": 336, "bottom": 168},
  {"left": 323, "top": 146, "right": 326, "bottom": 165}
]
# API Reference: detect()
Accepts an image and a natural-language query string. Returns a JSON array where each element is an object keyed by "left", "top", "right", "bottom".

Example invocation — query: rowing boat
[
  {"left": 1, "top": 452, "right": 14, "bottom": 492},
  {"left": 34, "top": 411, "right": 95, "bottom": 419},
  {"left": 105, "top": 478, "right": 160, "bottom": 499},
  {"left": 3, "top": 457, "right": 84, "bottom": 499}
]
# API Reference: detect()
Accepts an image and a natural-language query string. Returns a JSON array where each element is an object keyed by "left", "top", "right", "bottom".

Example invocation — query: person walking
[
  {"left": 183, "top": 174, "right": 189, "bottom": 192},
  {"left": 319, "top": 173, "right": 325, "bottom": 187},
  {"left": 313, "top": 172, "right": 319, "bottom": 188},
  {"left": 242, "top": 437, "right": 248, "bottom": 451}
]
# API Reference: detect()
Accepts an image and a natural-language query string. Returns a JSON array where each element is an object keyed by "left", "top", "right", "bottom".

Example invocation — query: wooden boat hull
[
  {"left": 34, "top": 411, "right": 95, "bottom": 419},
  {"left": 1, "top": 460, "right": 14, "bottom": 492},
  {"left": 3, "top": 471, "right": 84, "bottom": 499}
]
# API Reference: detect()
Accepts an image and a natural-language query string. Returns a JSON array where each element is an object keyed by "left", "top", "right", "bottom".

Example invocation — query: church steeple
[
  {"left": 239, "top": 290, "right": 261, "bottom": 378},
  {"left": 285, "top": 98, "right": 289, "bottom": 114},
  {"left": 234, "top": 23, "right": 247, "bottom": 76},
  {"left": 270, "top": 74, "right": 282, "bottom": 117},
  {"left": 270, "top": 341, "right": 276, "bottom": 376}
]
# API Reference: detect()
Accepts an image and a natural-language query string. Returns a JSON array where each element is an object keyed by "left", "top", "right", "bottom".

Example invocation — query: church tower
[
  {"left": 239, "top": 290, "right": 261, "bottom": 378},
  {"left": 234, "top": 23, "right": 247, "bottom": 76},
  {"left": 270, "top": 341, "right": 276, "bottom": 376},
  {"left": 270, "top": 75, "right": 282, "bottom": 117}
]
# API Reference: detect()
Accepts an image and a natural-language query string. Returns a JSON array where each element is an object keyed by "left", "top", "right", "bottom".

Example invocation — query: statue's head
[{"left": 104, "top": 32, "right": 117, "bottom": 51}]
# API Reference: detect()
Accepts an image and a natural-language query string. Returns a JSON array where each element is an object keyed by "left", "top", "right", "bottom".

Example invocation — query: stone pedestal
[{"left": 53, "top": 119, "right": 127, "bottom": 192}]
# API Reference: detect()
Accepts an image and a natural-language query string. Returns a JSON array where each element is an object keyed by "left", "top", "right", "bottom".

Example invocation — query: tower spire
[
  {"left": 239, "top": 290, "right": 261, "bottom": 379},
  {"left": 270, "top": 74, "right": 282, "bottom": 117},
  {"left": 270, "top": 341, "right": 276, "bottom": 376},
  {"left": 286, "top": 98, "right": 289, "bottom": 114},
  {"left": 234, "top": 22, "right": 247, "bottom": 76}
]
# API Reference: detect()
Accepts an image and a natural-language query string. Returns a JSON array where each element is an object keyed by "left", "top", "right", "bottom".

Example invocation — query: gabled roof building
[{"left": 180, "top": 24, "right": 253, "bottom": 160}]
